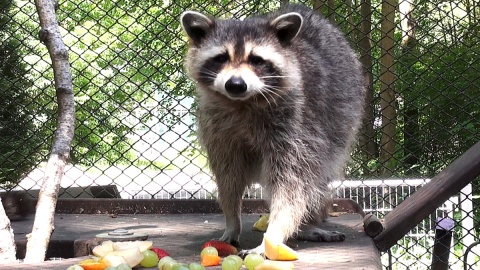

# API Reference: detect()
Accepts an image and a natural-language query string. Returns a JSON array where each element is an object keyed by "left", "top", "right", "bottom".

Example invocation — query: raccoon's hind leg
[{"left": 294, "top": 204, "right": 346, "bottom": 242}]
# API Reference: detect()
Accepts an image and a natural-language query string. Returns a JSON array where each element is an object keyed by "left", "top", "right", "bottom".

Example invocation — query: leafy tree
[{"left": 0, "top": 0, "right": 43, "bottom": 188}]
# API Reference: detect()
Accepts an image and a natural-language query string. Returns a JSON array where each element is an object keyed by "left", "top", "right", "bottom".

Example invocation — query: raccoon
[{"left": 180, "top": 4, "right": 365, "bottom": 253}]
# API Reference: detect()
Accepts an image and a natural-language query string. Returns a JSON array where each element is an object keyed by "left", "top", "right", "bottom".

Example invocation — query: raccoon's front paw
[
  {"left": 294, "top": 227, "right": 346, "bottom": 242},
  {"left": 219, "top": 233, "right": 241, "bottom": 247}
]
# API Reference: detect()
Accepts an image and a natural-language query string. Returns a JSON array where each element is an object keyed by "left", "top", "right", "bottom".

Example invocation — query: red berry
[
  {"left": 150, "top": 247, "right": 170, "bottom": 259},
  {"left": 201, "top": 240, "right": 238, "bottom": 257}
]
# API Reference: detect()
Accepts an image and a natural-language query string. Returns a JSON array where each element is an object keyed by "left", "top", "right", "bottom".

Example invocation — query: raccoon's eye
[
  {"left": 248, "top": 55, "right": 265, "bottom": 66},
  {"left": 212, "top": 53, "right": 229, "bottom": 64}
]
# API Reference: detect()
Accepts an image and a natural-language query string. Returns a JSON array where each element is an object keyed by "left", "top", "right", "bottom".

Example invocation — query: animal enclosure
[{"left": 0, "top": 0, "right": 479, "bottom": 268}]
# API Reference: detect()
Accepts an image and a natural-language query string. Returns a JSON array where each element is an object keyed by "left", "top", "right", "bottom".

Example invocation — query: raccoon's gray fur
[{"left": 180, "top": 4, "right": 365, "bottom": 252}]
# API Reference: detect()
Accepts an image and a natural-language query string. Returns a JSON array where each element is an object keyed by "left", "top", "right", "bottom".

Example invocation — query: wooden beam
[{"left": 374, "top": 141, "right": 480, "bottom": 251}]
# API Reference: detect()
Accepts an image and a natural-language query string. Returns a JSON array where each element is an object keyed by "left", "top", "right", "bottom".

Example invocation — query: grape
[
  {"left": 189, "top": 262, "right": 206, "bottom": 270},
  {"left": 172, "top": 263, "right": 190, "bottom": 270},
  {"left": 244, "top": 254, "right": 265, "bottom": 270},
  {"left": 221, "top": 257, "right": 239, "bottom": 270},
  {"left": 200, "top": 247, "right": 218, "bottom": 258},
  {"left": 66, "top": 265, "right": 84, "bottom": 270},
  {"left": 226, "top": 255, "right": 243, "bottom": 269},
  {"left": 116, "top": 263, "right": 132, "bottom": 270},
  {"left": 104, "top": 267, "right": 117, "bottom": 270},
  {"left": 141, "top": 249, "right": 160, "bottom": 267},
  {"left": 158, "top": 256, "right": 177, "bottom": 270}
]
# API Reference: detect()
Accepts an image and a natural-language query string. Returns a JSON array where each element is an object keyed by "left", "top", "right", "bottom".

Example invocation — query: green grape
[
  {"left": 226, "top": 255, "right": 243, "bottom": 269},
  {"left": 172, "top": 263, "right": 190, "bottom": 270},
  {"left": 66, "top": 265, "right": 84, "bottom": 270},
  {"left": 200, "top": 247, "right": 218, "bottom": 258},
  {"left": 141, "top": 249, "right": 160, "bottom": 267},
  {"left": 189, "top": 262, "right": 206, "bottom": 270},
  {"left": 221, "top": 257, "right": 239, "bottom": 270},
  {"left": 158, "top": 256, "right": 177, "bottom": 270},
  {"left": 104, "top": 267, "right": 117, "bottom": 270},
  {"left": 116, "top": 263, "right": 132, "bottom": 270},
  {"left": 244, "top": 254, "right": 265, "bottom": 270}
]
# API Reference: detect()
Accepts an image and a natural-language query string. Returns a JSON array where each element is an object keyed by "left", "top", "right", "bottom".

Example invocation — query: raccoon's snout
[{"left": 225, "top": 76, "right": 247, "bottom": 96}]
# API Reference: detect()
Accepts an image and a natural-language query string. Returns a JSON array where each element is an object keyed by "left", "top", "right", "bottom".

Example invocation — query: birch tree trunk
[
  {"left": 379, "top": 0, "right": 397, "bottom": 177},
  {"left": 24, "top": 0, "right": 75, "bottom": 263},
  {"left": 0, "top": 197, "right": 16, "bottom": 263}
]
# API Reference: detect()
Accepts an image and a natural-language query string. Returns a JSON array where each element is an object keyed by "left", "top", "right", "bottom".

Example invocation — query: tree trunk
[
  {"left": 311, "top": 0, "right": 335, "bottom": 24},
  {"left": 399, "top": 0, "right": 421, "bottom": 175},
  {"left": 379, "top": 0, "right": 397, "bottom": 177},
  {"left": 358, "top": 0, "right": 377, "bottom": 166},
  {"left": 24, "top": 0, "right": 76, "bottom": 263},
  {"left": 0, "top": 197, "right": 16, "bottom": 263}
]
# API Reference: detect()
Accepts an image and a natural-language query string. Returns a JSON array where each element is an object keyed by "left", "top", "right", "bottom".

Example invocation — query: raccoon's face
[{"left": 181, "top": 11, "right": 303, "bottom": 101}]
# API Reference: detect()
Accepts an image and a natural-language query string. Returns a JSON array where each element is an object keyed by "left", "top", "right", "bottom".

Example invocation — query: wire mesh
[{"left": 0, "top": 0, "right": 479, "bottom": 268}]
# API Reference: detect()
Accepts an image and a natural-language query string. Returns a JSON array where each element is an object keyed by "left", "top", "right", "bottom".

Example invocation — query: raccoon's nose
[{"left": 225, "top": 76, "right": 247, "bottom": 95}]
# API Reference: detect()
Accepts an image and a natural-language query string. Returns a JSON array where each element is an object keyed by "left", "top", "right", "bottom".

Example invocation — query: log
[{"left": 374, "top": 141, "right": 480, "bottom": 251}]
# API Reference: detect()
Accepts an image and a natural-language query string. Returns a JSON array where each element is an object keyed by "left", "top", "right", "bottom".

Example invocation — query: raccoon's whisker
[
  {"left": 263, "top": 86, "right": 286, "bottom": 102},
  {"left": 260, "top": 75, "right": 293, "bottom": 79}
]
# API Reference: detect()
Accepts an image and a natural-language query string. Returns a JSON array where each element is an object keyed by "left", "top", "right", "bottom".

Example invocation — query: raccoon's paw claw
[
  {"left": 295, "top": 228, "right": 346, "bottom": 242},
  {"left": 218, "top": 235, "right": 241, "bottom": 247},
  {"left": 238, "top": 246, "right": 264, "bottom": 259}
]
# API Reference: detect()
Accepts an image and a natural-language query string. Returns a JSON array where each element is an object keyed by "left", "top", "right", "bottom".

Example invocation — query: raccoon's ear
[
  {"left": 180, "top": 11, "right": 214, "bottom": 44},
  {"left": 270, "top": 12, "right": 303, "bottom": 44}
]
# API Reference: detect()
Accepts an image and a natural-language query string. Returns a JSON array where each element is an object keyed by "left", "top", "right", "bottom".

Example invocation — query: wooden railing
[{"left": 372, "top": 141, "right": 480, "bottom": 252}]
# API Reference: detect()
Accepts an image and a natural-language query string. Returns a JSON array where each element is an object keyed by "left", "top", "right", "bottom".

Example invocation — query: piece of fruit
[
  {"left": 172, "top": 263, "right": 190, "bottom": 270},
  {"left": 104, "top": 267, "right": 117, "bottom": 270},
  {"left": 221, "top": 257, "right": 239, "bottom": 270},
  {"left": 253, "top": 214, "right": 269, "bottom": 232},
  {"left": 202, "top": 240, "right": 238, "bottom": 257},
  {"left": 112, "top": 240, "right": 153, "bottom": 252},
  {"left": 67, "top": 265, "right": 84, "bottom": 270},
  {"left": 200, "top": 246, "right": 218, "bottom": 258},
  {"left": 226, "top": 255, "right": 242, "bottom": 269},
  {"left": 92, "top": 241, "right": 115, "bottom": 257},
  {"left": 189, "top": 262, "right": 206, "bottom": 270},
  {"left": 107, "top": 247, "right": 144, "bottom": 267},
  {"left": 158, "top": 256, "right": 177, "bottom": 270},
  {"left": 101, "top": 254, "right": 128, "bottom": 267},
  {"left": 78, "top": 259, "right": 109, "bottom": 270},
  {"left": 244, "top": 254, "right": 265, "bottom": 270},
  {"left": 264, "top": 236, "right": 298, "bottom": 261},
  {"left": 254, "top": 260, "right": 294, "bottom": 270},
  {"left": 200, "top": 254, "right": 221, "bottom": 266},
  {"left": 116, "top": 263, "right": 132, "bottom": 270},
  {"left": 151, "top": 247, "right": 170, "bottom": 259},
  {"left": 140, "top": 249, "right": 159, "bottom": 267}
]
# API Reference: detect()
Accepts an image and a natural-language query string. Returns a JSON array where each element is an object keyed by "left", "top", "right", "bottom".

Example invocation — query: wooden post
[{"left": 374, "top": 141, "right": 480, "bottom": 252}]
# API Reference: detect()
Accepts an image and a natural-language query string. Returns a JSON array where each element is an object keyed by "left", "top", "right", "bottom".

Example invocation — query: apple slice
[
  {"left": 112, "top": 240, "right": 153, "bottom": 252},
  {"left": 108, "top": 247, "right": 144, "bottom": 267},
  {"left": 254, "top": 260, "right": 295, "bottom": 270},
  {"left": 264, "top": 236, "right": 298, "bottom": 261},
  {"left": 100, "top": 254, "right": 128, "bottom": 267},
  {"left": 92, "top": 240, "right": 114, "bottom": 257},
  {"left": 253, "top": 214, "right": 269, "bottom": 232}
]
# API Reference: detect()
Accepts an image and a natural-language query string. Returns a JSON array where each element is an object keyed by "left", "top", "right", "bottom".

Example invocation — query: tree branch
[{"left": 24, "top": 0, "right": 75, "bottom": 263}]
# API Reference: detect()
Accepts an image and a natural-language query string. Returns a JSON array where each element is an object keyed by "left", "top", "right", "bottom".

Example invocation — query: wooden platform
[{"left": 6, "top": 213, "right": 381, "bottom": 269}]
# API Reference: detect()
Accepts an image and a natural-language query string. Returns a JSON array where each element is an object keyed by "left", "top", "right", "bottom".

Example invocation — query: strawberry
[
  {"left": 151, "top": 247, "right": 170, "bottom": 259},
  {"left": 202, "top": 240, "right": 238, "bottom": 257}
]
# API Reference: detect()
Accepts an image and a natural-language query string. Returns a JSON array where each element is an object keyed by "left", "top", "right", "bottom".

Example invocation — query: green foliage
[{"left": 0, "top": 0, "right": 44, "bottom": 188}]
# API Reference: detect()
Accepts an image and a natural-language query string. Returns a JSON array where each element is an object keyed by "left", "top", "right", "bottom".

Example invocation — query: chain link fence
[{"left": 1, "top": 0, "right": 479, "bottom": 268}]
